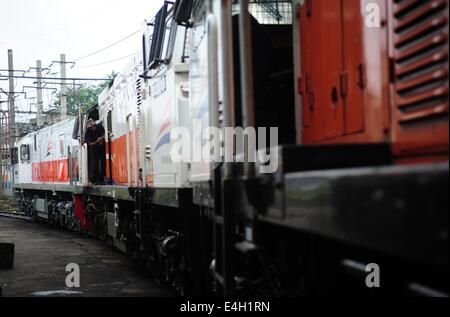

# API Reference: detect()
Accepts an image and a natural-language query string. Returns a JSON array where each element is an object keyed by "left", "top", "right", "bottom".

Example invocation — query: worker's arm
[
  {"left": 96, "top": 136, "right": 105, "bottom": 145},
  {"left": 85, "top": 130, "right": 98, "bottom": 146},
  {"left": 96, "top": 126, "right": 106, "bottom": 145}
]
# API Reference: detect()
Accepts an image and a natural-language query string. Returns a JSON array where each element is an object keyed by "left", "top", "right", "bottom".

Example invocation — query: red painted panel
[
  {"left": 110, "top": 134, "right": 129, "bottom": 185},
  {"left": 32, "top": 159, "right": 69, "bottom": 183},
  {"left": 109, "top": 130, "right": 143, "bottom": 186},
  {"left": 298, "top": 0, "right": 389, "bottom": 146},
  {"left": 300, "top": 0, "right": 344, "bottom": 143},
  {"left": 342, "top": 1, "right": 365, "bottom": 134}
]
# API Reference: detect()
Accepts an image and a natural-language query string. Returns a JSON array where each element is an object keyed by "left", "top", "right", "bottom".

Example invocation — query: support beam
[
  {"left": 60, "top": 54, "right": 67, "bottom": 121},
  {"left": 36, "top": 60, "right": 44, "bottom": 128},
  {"left": 8, "top": 49, "right": 15, "bottom": 147},
  {"left": 0, "top": 112, "right": 3, "bottom": 197}
]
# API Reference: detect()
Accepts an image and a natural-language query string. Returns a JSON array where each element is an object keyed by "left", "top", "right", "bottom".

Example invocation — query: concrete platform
[{"left": 0, "top": 216, "right": 174, "bottom": 297}]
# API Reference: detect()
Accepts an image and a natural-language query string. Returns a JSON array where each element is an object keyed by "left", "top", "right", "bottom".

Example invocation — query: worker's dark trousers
[{"left": 88, "top": 145, "right": 106, "bottom": 184}]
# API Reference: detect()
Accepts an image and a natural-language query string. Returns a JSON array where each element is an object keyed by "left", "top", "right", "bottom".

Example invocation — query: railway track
[{"left": 0, "top": 211, "right": 31, "bottom": 221}]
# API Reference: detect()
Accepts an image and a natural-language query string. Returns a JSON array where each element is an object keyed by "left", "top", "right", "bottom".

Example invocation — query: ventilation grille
[{"left": 392, "top": 0, "right": 449, "bottom": 124}]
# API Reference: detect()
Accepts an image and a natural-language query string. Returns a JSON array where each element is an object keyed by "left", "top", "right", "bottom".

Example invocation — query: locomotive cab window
[
  {"left": 11, "top": 147, "right": 19, "bottom": 165},
  {"left": 20, "top": 144, "right": 30, "bottom": 162},
  {"left": 174, "top": 0, "right": 193, "bottom": 25},
  {"left": 144, "top": 1, "right": 176, "bottom": 73},
  {"left": 162, "top": 14, "right": 177, "bottom": 60}
]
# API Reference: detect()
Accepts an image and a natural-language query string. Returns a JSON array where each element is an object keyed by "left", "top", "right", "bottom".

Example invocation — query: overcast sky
[{"left": 0, "top": 0, "right": 161, "bottom": 122}]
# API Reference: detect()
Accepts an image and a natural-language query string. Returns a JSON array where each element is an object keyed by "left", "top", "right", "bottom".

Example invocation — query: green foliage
[{"left": 53, "top": 71, "right": 118, "bottom": 115}]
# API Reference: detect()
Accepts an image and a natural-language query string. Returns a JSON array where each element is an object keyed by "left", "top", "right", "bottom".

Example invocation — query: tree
[{"left": 53, "top": 71, "right": 118, "bottom": 115}]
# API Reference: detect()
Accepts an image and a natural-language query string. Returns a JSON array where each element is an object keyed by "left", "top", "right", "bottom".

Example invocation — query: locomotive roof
[
  {"left": 98, "top": 53, "right": 141, "bottom": 106},
  {"left": 15, "top": 117, "right": 76, "bottom": 145}
]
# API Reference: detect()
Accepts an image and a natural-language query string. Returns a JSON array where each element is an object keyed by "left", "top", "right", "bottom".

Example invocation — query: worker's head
[{"left": 86, "top": 119, "right": 96, "bottom": 130}]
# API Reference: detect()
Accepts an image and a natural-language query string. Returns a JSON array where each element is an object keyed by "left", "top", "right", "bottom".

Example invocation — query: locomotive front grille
[{"left": 392, "top": 0, "right": 449, "bottom": 124}]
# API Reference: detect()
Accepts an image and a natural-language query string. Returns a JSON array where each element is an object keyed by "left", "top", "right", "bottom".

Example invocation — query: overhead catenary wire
[
  {"left": 2, "top": 27, "right": 140, "bottom": 76},
  {"left": 75, "top": 53, "right": 136, "bottom": 69},
  {"left": 73, "top": 29, "right": 141, "bottom": 62},
  {"left": 1, "top": 26, "right": 138, "bottom": 127},
  {"left": 0, "top": 74, "right": 110, "bottom": 81}
]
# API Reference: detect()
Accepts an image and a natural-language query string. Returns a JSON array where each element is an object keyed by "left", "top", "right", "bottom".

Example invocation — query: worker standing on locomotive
[{"left": 84, "top": 119, "right": 106, "bottom": 185}]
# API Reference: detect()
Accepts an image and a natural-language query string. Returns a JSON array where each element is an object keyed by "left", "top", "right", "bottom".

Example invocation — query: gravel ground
[{"left": 0, "top": 216, "right": 174, "bottom": 297}]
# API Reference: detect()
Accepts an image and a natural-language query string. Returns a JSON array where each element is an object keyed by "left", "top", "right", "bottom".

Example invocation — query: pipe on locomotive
[
  {"left": 239, "top": 0, "right": 256, "bottom": 178},
  {"left": 207, "top": 11, "right": 220, "bottom": 177},
  {"left": 220, "top": 0, "right": 235, "bottom": 179}
]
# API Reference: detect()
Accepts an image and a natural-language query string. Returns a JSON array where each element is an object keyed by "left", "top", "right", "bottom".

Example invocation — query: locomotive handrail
[
  {"left": 239, "top": 0, "right": 256, "bottom": 178},
  {"left": 220, "top": 0, "right": 236, "bottom": 178},
  {"left": 207, "top": 13, "right": 219, "bottom": 136}
]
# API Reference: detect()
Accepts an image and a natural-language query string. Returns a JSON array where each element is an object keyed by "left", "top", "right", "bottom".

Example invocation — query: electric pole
[
  {"left": 0, "top": 112, "right": 3, "bottom": 197},
  {"left": 36, "top": 60, "right": 44, "bottom": 128},
  {"left": 8, "top": 49, "right": 15, "bottom": 148},
  {"left": 60, "top": 54, "right": 67, "bottom": 121}
]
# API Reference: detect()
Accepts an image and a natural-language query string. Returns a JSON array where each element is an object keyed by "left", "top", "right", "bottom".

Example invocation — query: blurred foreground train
[{"left": 12, "top": 0, "right": 449, "bottom": 296}]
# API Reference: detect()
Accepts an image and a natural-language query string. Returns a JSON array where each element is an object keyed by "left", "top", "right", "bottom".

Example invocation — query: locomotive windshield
[
  {"left": 145, "top": 1, "right": 175, "bottom": 71},
  {"left": 11, "top": 147, "right": 19, "bottom": 165},
  {"left": 19, "top": 144, "right": 30, "bottom": 162}
]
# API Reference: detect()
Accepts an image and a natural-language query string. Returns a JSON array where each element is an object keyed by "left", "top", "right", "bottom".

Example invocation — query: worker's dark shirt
[{"left": 84, "top": 125, "right": 105, "bottom": 146}]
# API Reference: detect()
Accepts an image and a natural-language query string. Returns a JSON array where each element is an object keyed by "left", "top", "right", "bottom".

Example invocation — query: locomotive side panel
[
  {"left": 31, "top": 119, "right": 78, "bottom": 184},
  {"left": 298, "top": 0, "right": 390, "bottom": 145},
  {"left": 188, "top": 0, "right": 225, "bottom": 183},
  {"left": 13, "top": 119, "right": 78, "bottom": 188},
  {"left": 98, "top": 56, "right": 142, "bottom": 186},
  {"left": 189, "top": 2, "right": 211, "bottom": 183},
  {"left": 142, "top": 4, "right": 191, "bottom": 188},
  {"left": 297, "top": 0, "right": 449, "bottom": 161}
]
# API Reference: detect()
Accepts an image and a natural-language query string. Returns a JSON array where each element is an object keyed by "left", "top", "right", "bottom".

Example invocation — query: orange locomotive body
[{"left": 298, "top": 0, "right": 448, "bottom": 162}]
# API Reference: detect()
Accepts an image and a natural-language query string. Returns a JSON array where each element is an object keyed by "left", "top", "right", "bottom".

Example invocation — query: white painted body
[
  {"left": 188, "top": 0, "right": 226, "bottom": 182},
  {"left": 13, "top": 118, "right": 79, "bottom": 186},
  {"left": 97, "top": 55, "right": 143, "bottom": 186},
  {"left": 141, "top": 8, "right": 191, "bottom": 188}
]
